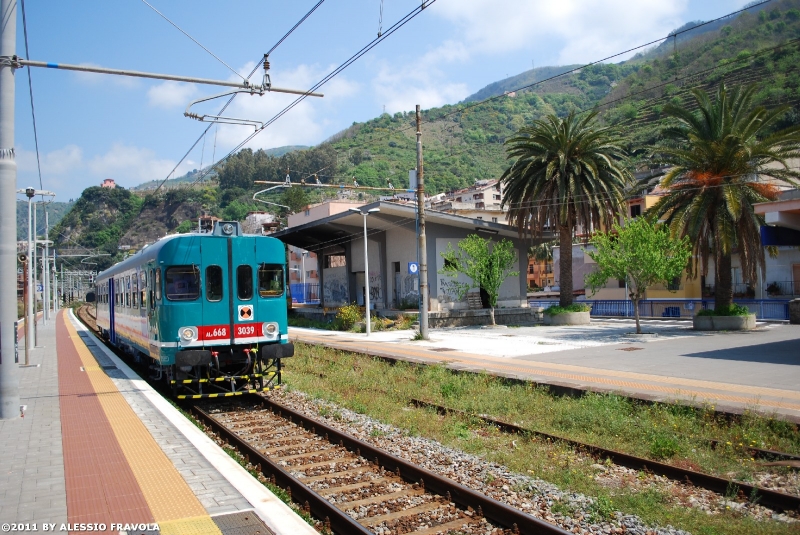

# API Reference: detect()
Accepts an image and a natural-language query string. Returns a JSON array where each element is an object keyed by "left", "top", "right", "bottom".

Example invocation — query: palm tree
[
  {"left": 648, "top": 84, "right": 800, "bottom": 311},
  {"left": 501, "top": 110, "right": 631, "bottom": 307}
]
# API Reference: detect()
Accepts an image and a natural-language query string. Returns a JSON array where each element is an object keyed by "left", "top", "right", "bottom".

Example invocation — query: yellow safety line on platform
[
  {"left": 292, "top": 331, "right": 800, "bottom": 413},
  {"left": 64, "top": 316, "right": 222, "bottom": 535}
]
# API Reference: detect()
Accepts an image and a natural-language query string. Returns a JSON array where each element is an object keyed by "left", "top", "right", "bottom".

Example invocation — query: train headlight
[
  {"left": 262, "top": 322, "right": 278, "bottom": 337},
  {"left": 179, "top": 326, "right": 198, "bottom": 342}
]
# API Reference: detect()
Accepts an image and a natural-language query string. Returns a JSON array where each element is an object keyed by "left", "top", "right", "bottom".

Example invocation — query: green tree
[
  {"left": 281, "top": 186, "right": 310, "bottom": 213},
  {"left": 439, "top": 234, "right": 519, "bottom": 326},
  {"left": 585, "top": 218, "right": 691, "bottom": 334},
  {"left": 648, "top": 84, "right": 800, "bottom": 311},
  {"left": 500, "top": 109, "right": 631, "bottom": 307}
]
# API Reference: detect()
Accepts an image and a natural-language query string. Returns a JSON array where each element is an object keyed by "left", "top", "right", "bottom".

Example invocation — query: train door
[
  {"left": 232, "top": 237, "right": 257, "bottom": 341},
  {"left": 109, "top": 277, "right": 116, "bottom": 344},
  {"left": 146, "top": 264, "right": 160, "bottom": 356},
  {"left": 201, "top": 237, "right": 230, "bottom": 344}
]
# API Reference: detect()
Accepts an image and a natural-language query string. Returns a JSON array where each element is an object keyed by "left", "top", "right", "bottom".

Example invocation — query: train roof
[{"left": 96, "top": 222, "right": 283, "bottom": 280}]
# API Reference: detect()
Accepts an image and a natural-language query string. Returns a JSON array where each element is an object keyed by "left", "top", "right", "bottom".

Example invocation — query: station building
[{"left": 272, "top": 200, "right": 550, "bottom": 311}]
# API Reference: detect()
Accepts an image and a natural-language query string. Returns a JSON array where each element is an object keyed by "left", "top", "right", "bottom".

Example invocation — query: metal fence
[
  {"left": 529, "top": 298, "right": 791, "bottom": 321},
  {"left": 290, "top": 283, "right": 320, "bottom": 304}
]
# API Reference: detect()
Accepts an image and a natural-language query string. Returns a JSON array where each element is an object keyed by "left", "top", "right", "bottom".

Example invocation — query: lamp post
[
  {"left": 18, "top": 188, "right": 54, "bottom": 352},
  {"left": 301, "top": 251, "right": 308, "bottom": 303},
  {"left": 349, "top": 207, "right": 380, "bottom": 335}
]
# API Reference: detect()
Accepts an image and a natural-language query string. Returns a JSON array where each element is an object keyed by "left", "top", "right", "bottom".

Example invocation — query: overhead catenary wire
[
  {"left": 188, "top": 0, "right": 439, "bottom": 188},
  {"left": 139, "top": 0, "right": 245, "bottom": 82},
  {"left": 151, "top": 0, "right": 328, "bottom": 196},
  {"left": 20, "top": 0, "right": 43, "bottom": 194}
]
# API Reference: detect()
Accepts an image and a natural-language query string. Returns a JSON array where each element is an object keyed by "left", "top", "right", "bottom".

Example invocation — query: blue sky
[{"left": 12, "top": 0, "right": 751, "bottom": 201}]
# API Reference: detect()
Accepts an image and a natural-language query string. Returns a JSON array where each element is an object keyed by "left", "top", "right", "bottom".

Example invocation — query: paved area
[
  {"left": 0, "top": 310, "right": 316, "bottom": 535},
  {"left": 289, "top": 318, "right": 800, "bottom": 421}
]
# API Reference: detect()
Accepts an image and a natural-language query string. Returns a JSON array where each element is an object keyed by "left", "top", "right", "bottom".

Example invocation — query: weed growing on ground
[{"left": 283, "top": 342, "right": 800, "bottom": 535}]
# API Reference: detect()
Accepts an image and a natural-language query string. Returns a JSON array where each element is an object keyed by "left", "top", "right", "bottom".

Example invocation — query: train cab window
[
  {"left": 132, "top": 276, "right": 138, "bottom": 308},
  {"left": 237, "top": 265, "right": 253, "bottom": 300},
  {"left": 140, "top": 272, "right": 147, "bottom": 309},
  {"left": 206, "top": 266, "right": 223, "bottom": 302},
  {"left": 155, "top": 268, "right": 162, "bottom": 301},
  {"left": 165, "top": 266, "right": 200, "bottom": 301},
  {"left": 258, "top": 264, "right": 284, "bottom": 297}
]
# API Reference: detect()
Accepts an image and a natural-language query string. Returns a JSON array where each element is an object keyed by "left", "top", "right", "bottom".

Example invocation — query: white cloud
[
  {"left": 87, "top": 144, "right": 192, "bottom": 186},
  {"left": 16, "top": 143, "right": 194, "bottom": 199},
  {"left": 432, "top": 0, "right": 688, "bottom": 64},
  {"left": 147, "top": 81, "right": 200, "bottom": 109},
  {"left": 372, "top": 60, "right": 469, "bottom": 114}
]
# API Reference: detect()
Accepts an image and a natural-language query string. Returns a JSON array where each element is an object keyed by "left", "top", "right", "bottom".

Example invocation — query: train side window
[
  {"left": 258, "top": 264, "right": 284, "bottom": 297},
  {"left": 149, "top": 269, "right": 155, "bottom": 308},
  {"left": 206, "top": 266, "right": 223, "bottom": 302},
  {"left": 155, "top": 268, "right": 162, "bottom": 301},
  {"left": 125, "top": 276, "right": 131, "bottom": 307},
  {"left": 140, "top": 272, "right": 147, "bottom": 309},
  {"left": 237, "top": 265, "right": 253, "bottom": 300},
  {"left": 165, "top": 266, "right": 200, "bottom": 301},
  {"left": 132, "top": 275, "right": 138, "bottom": 308}
]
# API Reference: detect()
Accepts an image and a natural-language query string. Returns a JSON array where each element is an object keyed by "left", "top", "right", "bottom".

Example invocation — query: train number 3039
[{"left": 236, "top": 325, "right": 256, "bottom": 337}]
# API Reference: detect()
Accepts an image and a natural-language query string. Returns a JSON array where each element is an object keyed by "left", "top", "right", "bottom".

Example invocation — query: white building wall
[{"left": 384, "top": 225, "right": 420, "bottom": 307}]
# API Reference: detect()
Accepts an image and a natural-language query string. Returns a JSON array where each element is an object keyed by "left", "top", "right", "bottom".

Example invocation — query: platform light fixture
[{"left": 349, "top": 207, "right": 380, "bottom": 335}]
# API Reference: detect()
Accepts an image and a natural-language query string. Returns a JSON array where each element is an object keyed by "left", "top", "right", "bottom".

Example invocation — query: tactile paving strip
[{"left": 62, "top": 314, "right": 222, "bottom": 535}]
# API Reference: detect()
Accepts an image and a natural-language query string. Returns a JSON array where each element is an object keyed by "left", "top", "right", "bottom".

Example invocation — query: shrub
[
  {"left": 335, "top": 302, "right": 363, "bottom": 330},
  {"left": 543, "top": 303, "right": 591, "bottom": 316},
  {"left": 696, "top": 304, "right": 750, "bottom": 317}
]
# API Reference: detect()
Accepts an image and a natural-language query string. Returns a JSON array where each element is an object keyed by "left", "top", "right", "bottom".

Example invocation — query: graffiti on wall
[
  {"left": 369, "top": 274, "right": 382, "bottom": 302},
  {"left": 437, "top": 278, "right": 466, "bottom": 304},
  {"left": 322, "top": 270, "right": 350, "bottom": 306}
]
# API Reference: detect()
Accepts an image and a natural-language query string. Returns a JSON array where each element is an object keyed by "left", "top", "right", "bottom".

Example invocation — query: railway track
[
  {"left": 409, "top": 398, "right": 800, "bottom": 514},
  {"left": 192, "top": 396, "right": 571, "bottom": 535}
]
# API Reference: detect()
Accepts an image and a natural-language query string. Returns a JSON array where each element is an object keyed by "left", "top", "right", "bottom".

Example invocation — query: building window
[
  {"left": 668, "top": 276, "right": 681, "bottom": 291},
  {"left": 325, "top": 255, "right": 347, "bottom": 268},
  {"left": 528, "top": 264, "right": 535, "bottom": 274},
  {"left": 631, "top": 204, "right": 642, "bottom": 218}
]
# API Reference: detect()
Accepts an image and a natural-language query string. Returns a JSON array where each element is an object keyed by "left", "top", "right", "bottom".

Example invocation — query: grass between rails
[{"left": 283, "top": 342, "right": 800, "bottom": 535}]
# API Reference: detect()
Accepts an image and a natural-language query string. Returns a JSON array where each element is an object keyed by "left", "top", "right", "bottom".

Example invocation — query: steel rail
[
  {"left": 192, "top": 403, "right": 373, "bottom": 535},
  {"left": 409, "top": 399, "right": 800, "bottom": 513},
  {"left": 194, "top": 396, "right": 571, "bottom": 534}
]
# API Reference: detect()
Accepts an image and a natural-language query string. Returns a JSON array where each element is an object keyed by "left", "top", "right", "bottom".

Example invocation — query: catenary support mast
[
  {"left": 416, "top": 105, "right": 429, "bottom": 340},
  {"left": 0, "top": 0, "right": 20, "bottom": 419}
]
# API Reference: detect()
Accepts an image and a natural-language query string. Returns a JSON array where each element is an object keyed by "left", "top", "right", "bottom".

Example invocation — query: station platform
[
  {"left": 0, "top": 309, "right": 316, "bottom": 535},
  {"left": 289, "top": 319, "right": 800, "bottom": 422}
]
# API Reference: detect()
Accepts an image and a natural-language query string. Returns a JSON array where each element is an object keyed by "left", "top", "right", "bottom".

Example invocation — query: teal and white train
[{"left": 95, "top": 221, "right": 293, "bottom": 399}]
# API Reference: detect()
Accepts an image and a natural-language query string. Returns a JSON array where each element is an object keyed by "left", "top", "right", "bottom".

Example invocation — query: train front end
[{"left": 155, "top": 222, "right": 293, "bottom": 399}]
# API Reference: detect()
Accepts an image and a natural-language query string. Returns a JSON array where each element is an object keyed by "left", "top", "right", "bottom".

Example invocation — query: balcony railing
[
  {"left": 290, "top": 283, "right": 320, "bottom": 305},
  {"left": 529, "top": 298, "right": 791, "bottom": 320},
  {"left": 724, "top": 281, "right": 799, "bottom": 298}
]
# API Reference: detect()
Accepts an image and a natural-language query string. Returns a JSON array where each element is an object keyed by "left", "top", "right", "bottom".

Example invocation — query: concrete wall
[
  {"left": 384, "top": 225, "right": 421, "bottom": 307},
  {"left": 322, "top": 265, "right": 348, "bottom": 307}
]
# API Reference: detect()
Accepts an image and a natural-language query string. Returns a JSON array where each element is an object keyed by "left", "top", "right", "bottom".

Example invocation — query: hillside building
[{"left": 101, "top": 178, "right": 116, "bottom": 188}]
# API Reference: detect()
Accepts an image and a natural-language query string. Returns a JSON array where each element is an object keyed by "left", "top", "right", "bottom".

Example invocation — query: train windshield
[
  {"left": 258, "top": 264, "right": 284, "bottom": 297},
  {"left": 165, "top": 265, "right": 201, "bottom": 301}
]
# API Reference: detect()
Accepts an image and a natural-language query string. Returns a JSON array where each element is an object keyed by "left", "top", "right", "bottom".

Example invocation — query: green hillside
[{"left": 53, "top": 0, "right": 800, "bottom": 260}]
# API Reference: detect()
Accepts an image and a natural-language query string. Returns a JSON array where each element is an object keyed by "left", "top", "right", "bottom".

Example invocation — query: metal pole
[
  {"left": 43, "top": 208, "right": 49, "bottom": 322},
  {"left": 25, "top": 190, "right": 33, "bottom": 356},
  {"left": 18, "top": 59, "right": 323, "bottom": 97},
  {"left": 363, "top": 213, "right": 371, "bottom": 336},
  {"left": 0, "top": 0, "right": 19, "bottom": 418},
  {"left": 301, "top": 253, "right": 306, "bottom": 304},
  {"left": 21, "top": 259, "right": 28, "bottom": 366},
  {"left": 32, "top": 202, "right": 38, "bottom": 344},
  {"left": 416, "top": 105, "right": 429, "bottom": 340}
]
